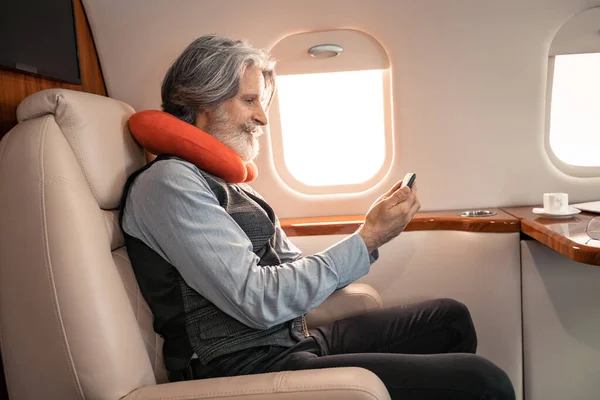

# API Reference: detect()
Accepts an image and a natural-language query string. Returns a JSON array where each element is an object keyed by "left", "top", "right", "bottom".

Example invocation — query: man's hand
[{"left": 357, "top": 180, "right": 421, "bottom": 254}]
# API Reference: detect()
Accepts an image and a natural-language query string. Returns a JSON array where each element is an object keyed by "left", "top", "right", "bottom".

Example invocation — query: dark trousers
[{"left": 265, "top": 298, "right": 516, "bottom": 400}]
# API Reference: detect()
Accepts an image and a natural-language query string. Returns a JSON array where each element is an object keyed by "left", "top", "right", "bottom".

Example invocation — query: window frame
[
  {"left": 544, "top": 6, "right": 600, "bottom": 178},
  {"left": 266, "top": 29, "right": 394, "bottom": 195},
  {"left": 544, "top": 54, "right": 600, "bottom": 177}
]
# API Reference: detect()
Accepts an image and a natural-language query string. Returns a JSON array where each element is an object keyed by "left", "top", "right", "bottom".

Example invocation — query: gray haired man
[{"left": 120, "top": 34, "right": 515, "bottom": 400}]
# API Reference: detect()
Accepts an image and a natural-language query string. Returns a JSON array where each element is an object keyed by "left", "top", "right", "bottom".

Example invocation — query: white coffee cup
[{"left": 543, "top": 193, "right": 568, "bottom": 214}]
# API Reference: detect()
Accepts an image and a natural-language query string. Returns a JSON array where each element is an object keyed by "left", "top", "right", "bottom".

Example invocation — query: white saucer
[{"left": 532, "top": 206, "right": 581, "bottom": 218}]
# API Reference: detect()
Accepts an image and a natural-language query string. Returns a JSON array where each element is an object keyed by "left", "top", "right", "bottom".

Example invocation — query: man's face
[{"left": 203, "top": 67, "right": 269, "bottom": 162}]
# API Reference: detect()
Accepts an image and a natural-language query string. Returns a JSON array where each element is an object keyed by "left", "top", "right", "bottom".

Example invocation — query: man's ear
[{"left": 194, "top": 109, "right": 210, "bottom": 131}]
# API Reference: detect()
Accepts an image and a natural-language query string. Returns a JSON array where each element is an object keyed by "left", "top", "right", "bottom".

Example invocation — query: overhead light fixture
[{"left": 308, "top": 44, "right": 343, "bottom": 59}]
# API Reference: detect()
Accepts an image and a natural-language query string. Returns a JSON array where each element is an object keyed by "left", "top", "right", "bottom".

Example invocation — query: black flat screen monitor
[{"left": 0, "top": 0, "right": 81, "bottom": 84}]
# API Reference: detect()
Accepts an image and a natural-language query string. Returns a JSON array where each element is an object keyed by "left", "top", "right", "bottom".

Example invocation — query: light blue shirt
[{"left": 122, "top": 158, "right": 377, "bottom": 330}]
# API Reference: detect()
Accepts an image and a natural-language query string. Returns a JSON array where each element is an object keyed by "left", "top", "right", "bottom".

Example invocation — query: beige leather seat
[{"left": 0, "top": 89, "right": 389, "bottom": 400}]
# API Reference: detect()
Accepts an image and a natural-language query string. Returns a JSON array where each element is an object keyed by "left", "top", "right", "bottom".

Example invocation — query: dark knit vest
[{"left": 118, "top": 155, "right": 307, "bottom": 378}]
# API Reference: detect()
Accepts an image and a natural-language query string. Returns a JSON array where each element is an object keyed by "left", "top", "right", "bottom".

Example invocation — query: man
[{"left": 120, "top": 34, "right": 515, "bottom": 399}]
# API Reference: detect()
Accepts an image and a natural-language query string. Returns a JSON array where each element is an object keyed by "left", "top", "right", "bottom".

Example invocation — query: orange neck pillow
[{"left": 128, "top": 110, "right": 257, "bottom": 183}]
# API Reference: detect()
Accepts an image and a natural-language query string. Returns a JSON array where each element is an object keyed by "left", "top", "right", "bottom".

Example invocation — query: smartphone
[{"left": 400, "top": 173, "right": 416, "bottom": 189}]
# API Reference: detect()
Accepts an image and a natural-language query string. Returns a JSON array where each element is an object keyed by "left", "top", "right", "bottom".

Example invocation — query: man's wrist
[{"left": 357, "top": 226, "right": 378, "bottom": 254}]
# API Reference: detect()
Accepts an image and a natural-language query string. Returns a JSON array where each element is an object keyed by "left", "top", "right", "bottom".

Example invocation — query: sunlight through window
[
  {"left": 549, "top": 53, "right": 600, "bottom": 167},
  {"left": 275, "top": 69, "right": 386, "bottom": 186}
]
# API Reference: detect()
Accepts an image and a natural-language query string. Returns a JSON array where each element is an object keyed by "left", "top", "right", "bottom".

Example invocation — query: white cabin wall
[
  {"left": 83, "top": 0, "right": 600, "bottom": 219},
  {"left": 521, "top": 240, "right": 600, "bottom": 400},
  {"left": 294, "top": 231, "right": 523, "bottom": 400}
]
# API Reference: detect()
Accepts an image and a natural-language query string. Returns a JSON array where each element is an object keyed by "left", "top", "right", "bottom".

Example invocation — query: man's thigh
[
  {"left": 266, "top": 351, "right": 515, "bottom": 400},
  {"left": 312, "top": 298, "right": 477, "bottom": 356}
]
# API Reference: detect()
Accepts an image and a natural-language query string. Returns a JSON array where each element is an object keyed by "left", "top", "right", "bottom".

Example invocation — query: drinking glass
[{"left": 585, "top": 216, "right": 600, "bottom": 243}]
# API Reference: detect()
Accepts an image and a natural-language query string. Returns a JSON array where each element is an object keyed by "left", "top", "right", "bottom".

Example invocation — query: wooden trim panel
[
  {"left": 280, "top": 209, "right": 520, "bottom": 237},
  {"left": 0, "top": 0, "right": 106, "bottom": 139},
  {"left": 281, "top": 206, "right": 600, "bottom": 266},
  {"left": 280, "top": 214, "right": 365, "bottom": 237},
  {"left": 502, "top": 207, "right": 600, "bottom": 266}
]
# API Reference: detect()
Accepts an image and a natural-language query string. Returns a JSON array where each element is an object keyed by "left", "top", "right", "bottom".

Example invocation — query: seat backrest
[{"left": 0, "top": 89, "right": 168, "bottom": 400}]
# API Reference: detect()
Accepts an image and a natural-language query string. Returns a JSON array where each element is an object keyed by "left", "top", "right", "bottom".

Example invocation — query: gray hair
[{"left": 161, "top": 34, "right": 277, "bottom": 124}]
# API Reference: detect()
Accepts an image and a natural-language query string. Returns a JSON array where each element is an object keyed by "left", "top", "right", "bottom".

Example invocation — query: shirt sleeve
[
  {"left": 272, "top": 220, "right": 303, "bottom": 263},
  {"left": 122, "top": 159, "right": 372, "bottom": 330}
]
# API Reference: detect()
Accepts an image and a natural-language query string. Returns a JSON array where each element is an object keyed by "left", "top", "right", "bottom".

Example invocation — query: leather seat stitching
[
  {"left": 60, "top": 94, "right": 104, "bottom": 208},
  {"left": 135, "top": 384, "right": 382, "bottom": 399},
  {"left": 274, "top": 372, "right": 284, "bottom": 392},
  {"left": 39, "top": 116, "right": 86, "bottom": 399}
]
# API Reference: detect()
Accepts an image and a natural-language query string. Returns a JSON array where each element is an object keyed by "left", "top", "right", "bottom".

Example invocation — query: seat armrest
[
  {"left": 306, "top": 283, "right": 383, "bottom": 330},
  {"left": 122, "top": 367, "right": 390, "bottom": 400}
]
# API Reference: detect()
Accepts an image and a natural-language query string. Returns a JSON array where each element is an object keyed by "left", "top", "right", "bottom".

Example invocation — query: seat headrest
[{"left": 16, "top": 89, "right": 146, "bottom": 209}]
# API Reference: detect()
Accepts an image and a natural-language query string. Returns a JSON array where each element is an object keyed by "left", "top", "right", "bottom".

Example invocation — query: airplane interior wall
[
  {"left": 293, "top": 231, "right": 523, "bottom": 398},
  {"left": 84, "top": 0, "right": 600, "bottom": 219},
  {"left": 521, "top": 240, "right": 600, "bottom": 399}
]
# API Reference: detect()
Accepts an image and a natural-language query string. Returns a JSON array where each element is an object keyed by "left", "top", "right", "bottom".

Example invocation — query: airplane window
[
  {"left": 275, "top": 69, "right": 386, "bottom": 186},
  {"left": 267, "top": 29, "right": 392, "bottom": 194},
  {"left": 549, "top": 52, "right": 600, "bottom": 167}
]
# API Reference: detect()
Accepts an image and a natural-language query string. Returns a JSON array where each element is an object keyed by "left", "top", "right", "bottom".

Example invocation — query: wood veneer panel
[
  {"left": 281, "top": 208, "right": 520, "bottom": 237},
  {"left": 503, "top": 206, "right": 600, "bottom": 266},
  {"left": 0, "top": 0, "right": 106, "bottom": 139}
]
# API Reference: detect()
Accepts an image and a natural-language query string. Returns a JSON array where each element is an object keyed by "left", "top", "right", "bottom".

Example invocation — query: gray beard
[{"left": 206, "top": 108, "right": 260, "bottom": 162}]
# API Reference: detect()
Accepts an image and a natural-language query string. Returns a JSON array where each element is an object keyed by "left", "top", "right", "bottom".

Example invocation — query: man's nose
[{"left": 253, "top": 104, "right": 268, "bottom": 126}]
